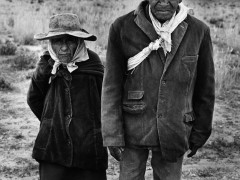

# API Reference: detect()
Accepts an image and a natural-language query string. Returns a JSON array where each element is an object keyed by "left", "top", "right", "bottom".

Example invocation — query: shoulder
[
  {"left": 112, "top": 10, "right": 135, "bottom": 31},
  {"left": 87, "top": 49, "right": 102, "bottom": 64},
  {"left": 72, "top": 49, "right": 104, "bottom": 77},
  {"left": 185, "top": 15, "right": 211, "bottom": 41},
  {"left": 186, "top": 15, "right": 210, "bottom": 32},
  {"left": 39, "top": 51, "right": 50, "bottom": 60}
]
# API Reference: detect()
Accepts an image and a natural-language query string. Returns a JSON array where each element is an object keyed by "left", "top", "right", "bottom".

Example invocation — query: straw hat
[{"left": 34, "top": 13, "right": 97, "bottom": 41}]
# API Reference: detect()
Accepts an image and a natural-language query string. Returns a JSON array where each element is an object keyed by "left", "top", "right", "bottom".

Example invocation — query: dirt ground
[{"left": 0, "top": 0, "right": 240, "bottom": 180}]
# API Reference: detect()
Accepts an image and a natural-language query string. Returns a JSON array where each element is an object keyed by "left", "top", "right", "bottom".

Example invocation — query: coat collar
[
  {"left": 134, "top": 1, "right": 188, "bottom": 70},
  {"left": 134, "top": 1, "right": 158, "bottom": 42}
]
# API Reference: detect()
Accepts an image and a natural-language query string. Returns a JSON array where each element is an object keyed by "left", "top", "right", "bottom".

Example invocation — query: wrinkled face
[
  {"left": 50, "top": 35, "right": 78, "bottom": 63},
  {"left": 149, "top": 0, "right": 182, "bottom": 22}
]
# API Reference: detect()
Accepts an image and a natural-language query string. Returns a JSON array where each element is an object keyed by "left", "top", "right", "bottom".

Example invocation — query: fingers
[
  {"left": 187, "top": 146, "right": 199, "bottom": 158},
  {"left": 108, "top": 147, "right": 124, "bottom": 161},
  {"left": 187, "top": 150, "right": 196, "bottom": 158}
]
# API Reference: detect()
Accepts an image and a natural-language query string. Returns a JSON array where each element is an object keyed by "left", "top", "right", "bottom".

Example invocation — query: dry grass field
[{"left": 0, "top": 0, "right": 240, "bottom": 179}]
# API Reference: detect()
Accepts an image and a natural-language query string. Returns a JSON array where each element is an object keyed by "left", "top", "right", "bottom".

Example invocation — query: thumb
[
  {"left": 108, "top": 147, "right": 123, "bottom": 161},
  {"left": 187, "top": 146, "right": 199, "bottom": 158}
]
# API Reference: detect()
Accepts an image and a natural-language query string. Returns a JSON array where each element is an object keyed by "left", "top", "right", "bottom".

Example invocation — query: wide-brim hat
[{"left": 34, "top": 13, "right": 97, "bottom": 41}]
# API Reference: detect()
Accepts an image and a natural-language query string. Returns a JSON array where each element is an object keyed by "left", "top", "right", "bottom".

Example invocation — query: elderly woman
[{"left": 27, "top": 13, "right": 107, "bottom": 180}]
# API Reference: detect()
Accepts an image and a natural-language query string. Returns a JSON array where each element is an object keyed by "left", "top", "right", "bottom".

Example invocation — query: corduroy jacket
[
  {"left": 27, "top": 49, "right": 108, "bottom": 170},
  {"left": 101, "top": 1, "right": 215, "bottom": 162}
]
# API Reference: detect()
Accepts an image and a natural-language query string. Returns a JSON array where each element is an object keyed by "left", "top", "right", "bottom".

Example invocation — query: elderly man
[
  {"left": 101, "top": 0, "right": 215, "bottom": 179},
  {"left": 27, "top": 13, "right": 107, "bottom": 180}
]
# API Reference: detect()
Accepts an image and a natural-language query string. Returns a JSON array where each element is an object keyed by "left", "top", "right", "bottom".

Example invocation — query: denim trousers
[
  {"left": 39, "top": 161, "right": 107, "bottom": 180},
  {"left": 119, "top": 147, "right": 183, "bottom": 180}
]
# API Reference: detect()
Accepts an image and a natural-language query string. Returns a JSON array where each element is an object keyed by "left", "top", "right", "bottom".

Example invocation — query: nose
[{"left": 60, "top": 40, "right": 68, "bottom": 51}]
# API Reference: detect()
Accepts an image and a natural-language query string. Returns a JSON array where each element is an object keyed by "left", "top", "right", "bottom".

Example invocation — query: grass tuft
[
  {"left": 0, "top": 40, "right": 17, "bottom": 55},
  {"left": 0, "top": 77, "right": 14, "bottom": 91},
  {"left": 3, "top": 48, "right": 38, "bottom": 71}
]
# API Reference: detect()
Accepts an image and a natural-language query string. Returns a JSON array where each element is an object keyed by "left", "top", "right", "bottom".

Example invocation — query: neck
[{"left": 158, "top": 19, "right": 167, "bottom": 24}]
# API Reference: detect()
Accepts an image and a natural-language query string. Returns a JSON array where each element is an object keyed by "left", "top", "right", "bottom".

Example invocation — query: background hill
[{"left": 0, "top": 0, "right": 240, "bottom": 179}]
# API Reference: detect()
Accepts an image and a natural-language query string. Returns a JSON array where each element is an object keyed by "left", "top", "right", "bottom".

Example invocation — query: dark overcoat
[
  {"left": 101, "top": 1, "right": 215, "bottom": 162},
  {"left": 27, "top": 49, "right": 108, "bottom": 170}
]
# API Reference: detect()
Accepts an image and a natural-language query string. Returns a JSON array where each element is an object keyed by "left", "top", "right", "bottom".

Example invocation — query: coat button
[
  {"left": 162, "top": 81, "right": 166, "bottom": 85},
  {"left": 66, "top": 115, "right": 71, "bottom": 120},
  {"left": 65, "top": 88, "right": 69, "bottom": 93},
  {"left": 158, "top": 113, "right": 163, "bottom": 118}
]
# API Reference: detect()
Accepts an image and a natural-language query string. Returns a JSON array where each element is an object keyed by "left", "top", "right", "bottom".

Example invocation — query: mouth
[
  {"left": 155, "top": 6, "right": 171, "bottom": 11},
  {"left": 59, "top": 54, "right": 71, "bottom": 56},
  {"left": 154, "top": 10, "right": 172, "bottom": 16},
  {"left": 157, "top": 9, "right": 171, "bottom": 12},
  {"left": 58, "top": 54, "right": 71, "bottom": 63},
  {"left": 154, "top": 3, "right": 172, "bottom": 11}
]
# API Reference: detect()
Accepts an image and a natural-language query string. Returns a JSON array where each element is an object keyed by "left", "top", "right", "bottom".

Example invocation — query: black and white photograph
[{"left": 0, "top": 0, "right": 239, "bottom": 179}]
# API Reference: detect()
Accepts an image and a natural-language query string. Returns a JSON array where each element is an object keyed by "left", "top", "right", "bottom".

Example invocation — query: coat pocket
[
  {"left": 179, "top": 55, "right": 198, "bottom": 83},
  {"left": 181, "top": 55, "right": 199, "bottom": 62},
  {"left": 127, "top": 91, "right": 144, "bottom": 100},
  {"left": 122, "top": 91, "right": 146, "bottom": 114}
]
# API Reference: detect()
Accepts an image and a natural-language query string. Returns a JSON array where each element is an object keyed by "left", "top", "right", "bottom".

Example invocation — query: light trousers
[{"left": 119, "top": 147, "right": 183, "bottom": 180}]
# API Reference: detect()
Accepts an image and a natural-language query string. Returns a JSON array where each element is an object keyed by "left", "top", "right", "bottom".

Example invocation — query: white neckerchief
[
  {"left": 127, "top": 2, "right": 190, "bottom": 71},
  {"left": 149, "top": 8, "right": 176, "bottom": 55},
  {"left": 48, "top": 39, "right": 89, "bottom": 74}
]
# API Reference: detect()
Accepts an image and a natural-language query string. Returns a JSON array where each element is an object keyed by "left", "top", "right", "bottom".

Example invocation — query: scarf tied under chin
[{"left": 48, "top": 39, "right": 89, "bottom": 75}]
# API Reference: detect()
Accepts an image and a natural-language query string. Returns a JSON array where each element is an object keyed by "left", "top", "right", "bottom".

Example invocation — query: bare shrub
[
  {"left": 209, "top": 17, "right": 224, "bottom": 28},
  {"left": 0, "top": 40, "right": 17, "bottom": 55},
  {"left": 3, "top": 48, "right": 38, "bottom": 71},
  {"left": 0, "top": 77, "right": 13, "bottom": 91},
  {"left": 214, "top": 45, "right": 240, "bottom": 95}
]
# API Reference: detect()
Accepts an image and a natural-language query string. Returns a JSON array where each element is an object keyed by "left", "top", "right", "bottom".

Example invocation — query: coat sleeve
[
  {"left": 190, "top": 27, "right": 215, "bottom": 147},
  {"left": 27, "top": 56, "right": 52, "bottom": 121},
  {"left": 101, "top": 23, "right": 127, "bottom": 147}
]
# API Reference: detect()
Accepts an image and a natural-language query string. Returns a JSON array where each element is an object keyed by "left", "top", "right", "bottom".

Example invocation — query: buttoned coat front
[{"left": 101, "top": 1, "right": 215, "bottom": 162}]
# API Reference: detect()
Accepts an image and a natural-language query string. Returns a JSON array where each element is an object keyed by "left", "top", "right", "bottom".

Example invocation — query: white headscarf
[{"left": 48, "top": 38, "right": 89, "bottom": 74}]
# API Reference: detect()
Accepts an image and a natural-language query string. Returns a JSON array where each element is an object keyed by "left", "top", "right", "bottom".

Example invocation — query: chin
[
  {"left": 59, "top": 57, "right": 71, "bottom": 64},
  {"left": 154, "top": 11, "right": 174, "bottom": 22}
]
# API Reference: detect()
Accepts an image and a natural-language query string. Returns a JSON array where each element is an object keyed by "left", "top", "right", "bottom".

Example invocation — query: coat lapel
[
  {"left": 134, "top": 2, "right": 166, "bottom": 64},
  {"left": 134, "top": 5, "right": 158, "bottom": 42},
  {"left": 163, "top": 21, "right": 188, "bottom": 74},
  {"left": 133, "top": 2, "right": 189, "bottom": 69}
]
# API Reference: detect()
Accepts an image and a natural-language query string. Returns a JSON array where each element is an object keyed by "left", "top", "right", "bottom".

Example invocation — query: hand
[
  {"left": 35, "top": 58, "right": 53, "bottom": 78},
  {"left": 187, "top": 144, "right": 200, "bottom": 158},
  {"left": 108, "top": 146, "right": 124, "bottom": 161}
]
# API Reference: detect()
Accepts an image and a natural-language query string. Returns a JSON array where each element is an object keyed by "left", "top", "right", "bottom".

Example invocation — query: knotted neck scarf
[
  {"left": 127, "top": 2, "right": 190, "bottom": 71},
  {"left": 48, "top": 38, "right": 89, "bottom": 74}
]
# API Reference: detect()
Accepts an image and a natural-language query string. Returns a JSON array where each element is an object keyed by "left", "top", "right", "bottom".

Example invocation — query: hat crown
[
  {"left": 34, "top": 13, "right": 96, "bottom": 41},
  {"left": 49, "top": 13, "right": 81, "bottom": 32}
]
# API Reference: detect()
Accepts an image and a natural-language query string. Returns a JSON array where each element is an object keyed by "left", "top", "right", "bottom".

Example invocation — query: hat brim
[{"left": 34, "top": 31, "right": 97, "bottom": 41}]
